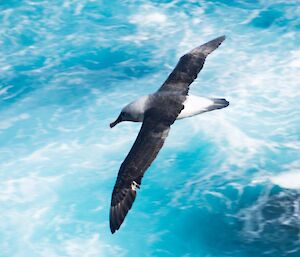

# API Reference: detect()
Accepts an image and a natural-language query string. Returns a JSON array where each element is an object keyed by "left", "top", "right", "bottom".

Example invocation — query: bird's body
[
  {"left": 109, "top": 35, "right": 229, "bottom": 233},
  {"left": 123, "top": 93, "right": 228, "bottom": 122}
]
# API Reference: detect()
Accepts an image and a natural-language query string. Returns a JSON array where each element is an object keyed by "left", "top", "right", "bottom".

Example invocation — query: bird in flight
[{"left": 109, "top": 35, "right": 229, "bottom": 233}]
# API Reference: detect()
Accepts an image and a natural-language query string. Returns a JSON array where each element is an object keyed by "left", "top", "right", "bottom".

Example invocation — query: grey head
[
  {"left": 109, "top": 109, "right": 135, "bottom": 128},
  {"left": 110, "top": 95, "right": 149, "bottom": 128}
]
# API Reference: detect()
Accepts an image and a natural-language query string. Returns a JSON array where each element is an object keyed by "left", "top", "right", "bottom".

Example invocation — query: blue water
[{"left": 1, "top": 0, "right": 300, "bottom": 256}]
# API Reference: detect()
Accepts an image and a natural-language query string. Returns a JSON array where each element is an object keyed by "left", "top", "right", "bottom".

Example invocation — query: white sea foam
[
  {"left": 0, "top": 113, "right": 30, "bottom": 130},
  {"left": 1, "top": 0, "right": 300, "bottom": 256},
  {"left": 130, "top": 12, "right": 168, "bottom": 25},
  {"left": 270, "top": 171, "right": 300, "bottom": 189}
]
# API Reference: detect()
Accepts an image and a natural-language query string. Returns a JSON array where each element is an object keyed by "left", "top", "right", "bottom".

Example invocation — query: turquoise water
[{"left": 1, "top": 0, "right": 300, "bottom": 256}]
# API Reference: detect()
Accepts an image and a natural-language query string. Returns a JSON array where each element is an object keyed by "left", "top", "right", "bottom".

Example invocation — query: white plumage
[{"left": 177, "top": 95, "right": 215, "bottom": 119}]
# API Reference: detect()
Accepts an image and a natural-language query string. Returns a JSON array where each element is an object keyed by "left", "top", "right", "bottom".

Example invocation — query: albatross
[{"left": 109, "top": 35, "right": 229, "bottom": 233}]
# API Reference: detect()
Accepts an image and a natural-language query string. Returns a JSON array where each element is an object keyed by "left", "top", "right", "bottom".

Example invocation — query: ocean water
[{"left": 1, "top": 0, "right": 300, "bottom": 256}]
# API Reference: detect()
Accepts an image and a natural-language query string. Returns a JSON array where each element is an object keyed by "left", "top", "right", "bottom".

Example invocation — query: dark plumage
[{"left": 109, "top": 35, "right": 227, "bottom": 233}]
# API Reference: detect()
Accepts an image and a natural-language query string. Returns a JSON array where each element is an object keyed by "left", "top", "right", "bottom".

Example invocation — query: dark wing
[
  {"left": 158, "top": 35, "right": 226, "bottom": 95},
  {"left": 110, "top": 99, "right": 183, "bottom": 233}
]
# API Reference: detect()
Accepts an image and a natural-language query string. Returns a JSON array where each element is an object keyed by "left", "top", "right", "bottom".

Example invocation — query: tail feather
[{"left": 207, "top": 98, "right": 229, "bottom": 111}]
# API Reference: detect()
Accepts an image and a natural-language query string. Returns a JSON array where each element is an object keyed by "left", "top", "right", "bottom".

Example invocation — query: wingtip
[
  {"left": 109, "top": 188, "right": 137, "bottom": 234},
  {"left": 110, "top": 227, "right": 116, "bottom": 234},
  {"left": 204, "top": 34, "right": 226, "bottom": 51},
  {"left": 218, "top": 35, "right": 226, "bottom": 42},
  {"left": 110, "top": 206, "right": 120, "bottom": 234},
  {"left": 192, "top": 35, "right": 226, "bottom": 56},
  {"left": 109, "top": 216, "right": 118, "bottom": 234}
]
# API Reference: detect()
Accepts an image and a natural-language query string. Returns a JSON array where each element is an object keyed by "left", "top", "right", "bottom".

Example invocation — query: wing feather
[
  {"left": 110, "top": 102, "right": 183, "bottom": 233},
  {"left": 158, "top": 35, "right": 225, "bottom": 95}
]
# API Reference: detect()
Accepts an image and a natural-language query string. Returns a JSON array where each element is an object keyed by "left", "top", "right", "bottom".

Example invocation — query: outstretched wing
[
  {"left": 158, "top": 35, "right": 226, "bottom": 95},
  {"left": 110, "top": 99, "right": 183, "bottom": 233}
]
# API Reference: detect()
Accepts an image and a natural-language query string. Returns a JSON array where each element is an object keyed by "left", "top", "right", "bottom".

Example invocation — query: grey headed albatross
[{"left": 109, "top": 35, "right": 229, "bottom": 233}]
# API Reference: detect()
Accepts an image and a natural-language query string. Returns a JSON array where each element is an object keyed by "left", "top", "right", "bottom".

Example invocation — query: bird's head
[{"left": 110, "top": 108, "right": 135, "bottom": 128}]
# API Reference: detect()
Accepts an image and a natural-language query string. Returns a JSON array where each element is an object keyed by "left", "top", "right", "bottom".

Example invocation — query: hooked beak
[{"left": 110, "top": 115, "right": 122, "bottom": 128}]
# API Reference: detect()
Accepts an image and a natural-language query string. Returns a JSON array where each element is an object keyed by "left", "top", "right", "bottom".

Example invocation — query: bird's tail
[{"left": 207, "top": 98, "right": 229, "bottom": 111}]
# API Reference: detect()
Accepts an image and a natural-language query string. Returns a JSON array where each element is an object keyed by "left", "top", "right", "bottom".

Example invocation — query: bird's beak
[{"left": 110, "top": 115, "right": 122, "bottom": 128}]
